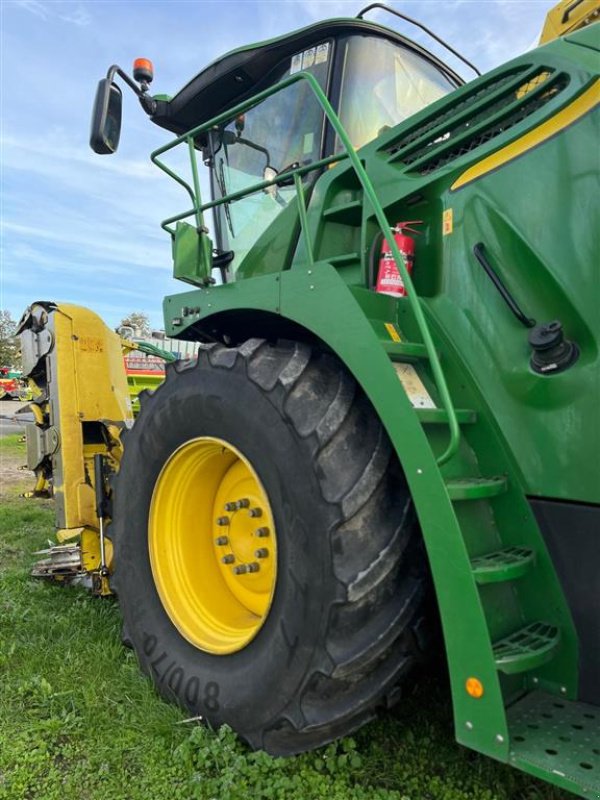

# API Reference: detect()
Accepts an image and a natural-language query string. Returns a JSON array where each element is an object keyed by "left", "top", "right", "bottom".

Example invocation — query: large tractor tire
[{"left": 111, "top": 339, "right": 431, "bottom": 755}]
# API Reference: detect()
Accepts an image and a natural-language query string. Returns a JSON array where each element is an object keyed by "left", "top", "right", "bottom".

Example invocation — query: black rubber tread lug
[
  {"left": 173, "top": 356, "right": 197, "bottom": 373},
  {"left": 247, "top": 341, "right": 300, "bottom": 391},
  {"left": 207, "top": 343, "right": 238, "bottom": 369},
  {"left": 277, "top": 342, "right": 312, "bottom": 388},
  {"left": 331, "top": 579, "right": 424, "bottom": 678},
  {"left": 284, "top": 355, "right": 349, "bottom": 438},
  {"left": 345, "top": 500, "right": 413, "bottom": 603},
  {"left": 299, "top": 639, "right": 414, "bottom": 728},
  {"left": 315, "top": 370, "right": 355, "bottom": 446},
  {"left": 331, "top": 472, "right": 410, "bottom": 587},
  {"left": 341, "top": 425, "right": 392, "bottom": 518},
  {"left": 316, "top": 393, "right": 382, "bottom": 505}
]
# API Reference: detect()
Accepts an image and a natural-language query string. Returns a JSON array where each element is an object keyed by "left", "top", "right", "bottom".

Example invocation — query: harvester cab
[
  {"left": 19, "top": 1, "right": 599, "bottom": 797},
  {"left": 90, "top": 6, "right": 473, "bottom": 286}
]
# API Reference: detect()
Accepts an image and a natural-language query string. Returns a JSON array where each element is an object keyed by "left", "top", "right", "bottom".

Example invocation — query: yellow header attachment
[
  {"left": 539, "top": 0, "right": 600, "bottom": 44},
  {"left": 18, "top": 302, "right": 133, "bottom": 594}
]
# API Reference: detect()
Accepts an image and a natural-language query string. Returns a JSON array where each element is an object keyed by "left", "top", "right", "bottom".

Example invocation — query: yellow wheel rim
[{"left": 149, "top": 437, "right": 277, "bottom": 655}]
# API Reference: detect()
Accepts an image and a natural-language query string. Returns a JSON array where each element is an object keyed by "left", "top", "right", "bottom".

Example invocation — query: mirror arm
[{"left": 105, "top": 64, "right": 157, "bottom": 115}]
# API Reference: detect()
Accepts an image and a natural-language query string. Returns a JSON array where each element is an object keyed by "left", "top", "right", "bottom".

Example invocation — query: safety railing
[{"left": 150, "top": 71, "right": 460, "bottom": 465}]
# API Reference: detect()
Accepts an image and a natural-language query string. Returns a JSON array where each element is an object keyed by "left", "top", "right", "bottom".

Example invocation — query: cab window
[{"left": 336, "top": 35, "right": 455, "bottom": 151}]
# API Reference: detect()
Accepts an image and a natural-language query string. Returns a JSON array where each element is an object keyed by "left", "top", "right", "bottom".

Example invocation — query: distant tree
[
  {"left": 118, "top": 312, "right": 151, "bottom": 338},
  {"left": 0, "top": 310, "right": 19, "bottom": 367}
]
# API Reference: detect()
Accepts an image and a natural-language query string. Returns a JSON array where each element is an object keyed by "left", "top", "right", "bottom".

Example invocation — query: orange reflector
[{"left": 465, "top": 677, "right": 484, "bottom": 699}]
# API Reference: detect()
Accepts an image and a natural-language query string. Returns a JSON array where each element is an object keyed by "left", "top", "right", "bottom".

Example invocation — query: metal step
[
  {"left": 493, "top": 622, "right": 560, "bottom": 674},
  {"left": 446, "top": 475, "right": 507, "bottom": 501},
  {"left": 327, "top": 252, "right": 361, "bottom": 267},
  {"left": 416, "top": 407, "right": 477, "bottom": 425},
  {"left": 471, "top": 546, "right": 535, "bottom": 584},
  {"left": 507, "top": 690, "right": 600, "bottom": 799},
  {"left": 322, "top": 200, "right": 363, "bottom": 225},
  {"left": 381, "top": 340, "right": 429, "bottom": 361}
]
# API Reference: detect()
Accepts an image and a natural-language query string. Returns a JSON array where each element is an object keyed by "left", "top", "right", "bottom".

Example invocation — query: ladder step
[
  {"left": 382, "top": 340, "right": 429, "bottom": 361},
  {"left": 493, "top": 622, "right": 560, "bottom": 674},
  {"left": 416, "top": 408, "right": 477, "bottom": 425},
  {"left": 322, "top": 200, "right": 363, "bottom": 224},
  {"left": 445, "top": 475, "right": 507, "bottom": 500},
  {"left": 471, "top": 546, "right": 535, "bottom": 584},
  {"left": 327, "top": 252, "right": 361, "bottom": 266},
  {"left": 507, "top": 690, "right": 600, "bottom": 796}
]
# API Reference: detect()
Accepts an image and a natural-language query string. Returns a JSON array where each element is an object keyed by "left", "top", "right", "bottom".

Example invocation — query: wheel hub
[{"left": 149, "top": 437, "right": 277, "bottom": 654}]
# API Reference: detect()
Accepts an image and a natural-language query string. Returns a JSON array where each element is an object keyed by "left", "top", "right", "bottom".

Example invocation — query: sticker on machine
[
  {"left": 290, "top": 53, "right": 303, "bottom": 74},
  {"left": 302, "top": 47, "right": 316, "bottom": 69},
  {"left": 393, "top": 363, "right": 436, "bottom": 409},
  {"left": 315, "top": 42, "right": 330, "bottom": 64}
]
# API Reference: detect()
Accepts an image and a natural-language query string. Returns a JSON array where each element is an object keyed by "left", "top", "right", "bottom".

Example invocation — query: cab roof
[{"left": 149, "top": 17, "right": 463, "bottom": 137}]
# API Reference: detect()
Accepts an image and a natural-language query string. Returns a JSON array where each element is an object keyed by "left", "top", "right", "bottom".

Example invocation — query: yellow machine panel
[
  {"left": 18, "top": 302, "right": 133, "bottom": 594},
  {"left": 539, "top": 0, "right": 600, "bottom": 43}
]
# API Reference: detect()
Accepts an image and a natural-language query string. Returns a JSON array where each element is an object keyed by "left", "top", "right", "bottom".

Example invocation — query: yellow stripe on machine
[{"left": 451, "top": 80, "right": 600, "bottom": 192}]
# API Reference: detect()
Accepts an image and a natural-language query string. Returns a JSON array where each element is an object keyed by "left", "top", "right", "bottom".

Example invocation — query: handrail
[{"left": 150, "top": 71, "right": 460, "bottom": 465}]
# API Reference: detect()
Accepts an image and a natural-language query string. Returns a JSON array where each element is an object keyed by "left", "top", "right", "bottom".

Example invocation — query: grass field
[{"left": 0, "top": 434, "right": 574, "bottom": 800}]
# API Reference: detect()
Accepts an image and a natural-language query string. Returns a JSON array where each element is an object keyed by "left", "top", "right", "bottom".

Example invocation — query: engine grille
[{"left": 385, "top": 67, "right": 570, "bottom": 177}]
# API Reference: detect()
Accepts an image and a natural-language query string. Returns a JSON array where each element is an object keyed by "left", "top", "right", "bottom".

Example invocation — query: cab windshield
[{"left": 337, "top": 35, "right": 456, "bottom": 151}]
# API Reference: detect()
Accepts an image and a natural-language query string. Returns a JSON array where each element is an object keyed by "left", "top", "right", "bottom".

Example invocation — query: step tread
[
  {"left": 472, "top": 546, "right": 535, "bottom": 584},
  {"left": 381, "top": 340, "right": 429, "bottom": 360},
  {"left": 493, "top": 622, "right": 560, "bottom": 674},
  {"left": 507, "top": 690, "right": 600, "bottom": 797},
  {"left": 416, "top": 407, "right": 477, "bottom": 425},
  {"left": 446, "top": 475, "right": 507, "bottom": 501},
  {"left": 322, "top": 199, "right": 363, "bottom": 222},
  {"left": 327, "top": 252, "right": 361, "bottom": 266}
]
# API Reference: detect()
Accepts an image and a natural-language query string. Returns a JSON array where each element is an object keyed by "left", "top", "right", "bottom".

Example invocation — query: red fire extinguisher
[{"left": 375, "top": 221, "right": 422, "bottom": 297}]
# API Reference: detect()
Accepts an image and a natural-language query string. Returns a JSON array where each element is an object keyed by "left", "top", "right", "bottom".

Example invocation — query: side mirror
[{"left": 90, "top": 78, "right": 122, "bottom": 154}]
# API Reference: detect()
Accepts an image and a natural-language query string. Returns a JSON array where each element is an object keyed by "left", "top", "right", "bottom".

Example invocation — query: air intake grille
[{"left": 386, "top": 68, "right": 570, "bottom": 177}]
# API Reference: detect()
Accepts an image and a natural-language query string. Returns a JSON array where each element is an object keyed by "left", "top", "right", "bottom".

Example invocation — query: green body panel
[{"left": 157, "top": 24, "right": 599, "bottom": 797}]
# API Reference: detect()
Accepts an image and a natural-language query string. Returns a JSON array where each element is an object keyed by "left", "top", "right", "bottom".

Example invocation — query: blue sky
[{"left": 1, "top": 0, "right": 551, "bottom": 330}]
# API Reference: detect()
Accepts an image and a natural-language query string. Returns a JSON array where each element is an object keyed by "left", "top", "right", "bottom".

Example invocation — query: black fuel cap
[{"left": 529, "top": 320, "right": 579, "bottom": 375}]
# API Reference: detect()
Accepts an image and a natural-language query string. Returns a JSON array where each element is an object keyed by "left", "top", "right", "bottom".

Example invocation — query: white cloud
[
  {"left": 11, "top": 0, "right": 92, "bottom": 26},
  {"left": 12, "top": 0, "right": 48, "bottom": 20}
]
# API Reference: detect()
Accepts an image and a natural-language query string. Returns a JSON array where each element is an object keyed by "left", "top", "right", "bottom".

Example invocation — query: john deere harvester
[{"left": 18, "top": 1, "right": 599, "bottom": 796}]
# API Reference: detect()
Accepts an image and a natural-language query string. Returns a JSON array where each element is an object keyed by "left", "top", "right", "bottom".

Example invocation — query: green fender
[{"left": 165, "top": 262, "right": 512, "bottom": 757}]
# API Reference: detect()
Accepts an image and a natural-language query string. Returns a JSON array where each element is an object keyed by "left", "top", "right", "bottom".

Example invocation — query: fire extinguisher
[{"left": 375, "top": 221, "right": 422, "bottom": 297}]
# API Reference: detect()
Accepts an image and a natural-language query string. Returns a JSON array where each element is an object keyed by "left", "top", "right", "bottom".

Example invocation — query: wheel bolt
[
  {"left": 235, "top": 498, "right": 250, "bottom": 509},
  {"left": 215, "top": 536, "right": 229, "bottom": 546},
  {"left": 233, "top": 564, "right": 248, "bottom": 575},
  {"left": 255, "top": 548, "right": 269, "bottom": 559},
  {"left": 221, "top": 554, "right": 235, "bottom": 564},
  {"left": 224, "top": 502, "right": 237, "bottom": 512},
  {"left": 216, "top": 516, "right": 230, "bottom": 526},
  {"left": 247, "top": 562, "right": 260, "bottom": 573},
  {"left": 255, "top": 527, "right": 270, "bottom": 538},
  {"left": 248, "top": 507, "right": 263, "bottom": 518}
]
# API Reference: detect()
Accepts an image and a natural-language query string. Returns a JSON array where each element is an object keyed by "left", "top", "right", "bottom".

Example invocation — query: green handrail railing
[{"left": 150, "top": 71, "right": 460, "bottom": 465}]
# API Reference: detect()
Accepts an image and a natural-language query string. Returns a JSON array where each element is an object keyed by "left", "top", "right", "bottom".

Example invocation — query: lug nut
[
  {"left": 221, "top": 554, "right": 235, "bottom": 564},
  {"left": 235, "top": 498, "right": 250, "bottom": 509},
  {"left": 248, "top": 507, "right": 263, "bottom": 518},
  {"left": 215, "top": 536, "right": 229, "bottom": 546},
  {"left": 247, "top": 562, "right": 260, "bottom": 573},
  {"left": 216, "top": 516, "right": 230, "bottom": 526},
  {"left": 224, "top": 502, "right": 237, "bottom": 512},
  {"left": 233, "top": 564, "right": 248, "bottom": 575},
  {"left": 255, "top": 548, "right": 269, "bottom": 559},
  {"left": 255, "top": 527, "right": 270, "bottom": 538}
]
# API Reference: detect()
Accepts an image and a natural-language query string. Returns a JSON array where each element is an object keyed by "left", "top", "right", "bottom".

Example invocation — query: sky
[{"left": 1, "top": 0, "right": 553, "bottom": 331}]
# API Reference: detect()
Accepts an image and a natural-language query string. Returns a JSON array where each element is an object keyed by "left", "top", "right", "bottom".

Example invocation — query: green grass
[
  {"left": 0, "top": 437, "right": 574, "bottom": 800},
  {"left": 0, "top": 432, "right": 25, "bottom": 458}
]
